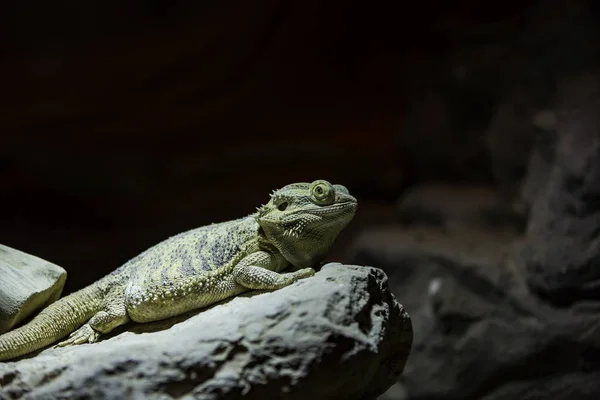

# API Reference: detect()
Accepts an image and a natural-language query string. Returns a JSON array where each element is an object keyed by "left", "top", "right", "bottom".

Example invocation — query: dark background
[
  {"left": 2, "top": 1, "right": 600, "bottom": 398},
  {"left": 0, "top": 0, "right": 549, "bottom": 291}
]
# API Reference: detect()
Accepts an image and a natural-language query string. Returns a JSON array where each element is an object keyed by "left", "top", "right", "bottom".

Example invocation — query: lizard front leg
[
  {"left": 56, "top": 295, "right": 129, "bottom": 347},
  {"left": 233, "top": 251, "right": 315, "bottom": 290}
]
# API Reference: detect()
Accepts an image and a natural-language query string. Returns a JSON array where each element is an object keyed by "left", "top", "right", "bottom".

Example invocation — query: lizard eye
[
  {"left": 277, "top": 201, "right": 288, "bottom": 211},
  {"left": 310, "top": 181, "right": 334, "bottom": 204}
]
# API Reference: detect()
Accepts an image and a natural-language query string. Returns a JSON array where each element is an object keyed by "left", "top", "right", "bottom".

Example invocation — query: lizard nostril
[{"left": 278, "top": 202, "right": 288, "bottom": 211}]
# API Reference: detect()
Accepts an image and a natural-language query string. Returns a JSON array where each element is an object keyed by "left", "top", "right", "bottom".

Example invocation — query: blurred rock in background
[{"left": 1, "top": 0, "right": 600, "bottom": 398}]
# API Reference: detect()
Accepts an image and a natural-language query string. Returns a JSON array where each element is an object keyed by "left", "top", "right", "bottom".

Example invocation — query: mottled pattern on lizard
[{"left": 0, "top": 179, "right": 357, "bottom": 361}]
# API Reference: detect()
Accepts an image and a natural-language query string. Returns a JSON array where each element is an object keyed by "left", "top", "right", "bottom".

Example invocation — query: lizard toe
[{"left": 55, "top": 324, "right": 100, "bottom": 348}]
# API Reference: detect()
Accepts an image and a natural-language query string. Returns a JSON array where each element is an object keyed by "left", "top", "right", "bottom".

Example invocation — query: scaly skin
[{"left": 0, "top": 179, "right": 357, "bottom": 361}]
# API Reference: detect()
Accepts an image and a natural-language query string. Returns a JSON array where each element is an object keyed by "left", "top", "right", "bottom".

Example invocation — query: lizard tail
[{"left": 0, "top": 283, "right": 104, "bottom": 361}]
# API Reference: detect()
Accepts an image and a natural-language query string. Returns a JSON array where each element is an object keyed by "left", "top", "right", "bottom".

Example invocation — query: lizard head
[{"left": 256, "top": 179, "right": 358, "bottom": 268}]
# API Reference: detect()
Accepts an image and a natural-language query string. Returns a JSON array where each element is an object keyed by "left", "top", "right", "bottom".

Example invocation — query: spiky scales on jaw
[
  {"left": 0, "top": 179, "right": 357, "bottom": 361},
  {"left": 256, "top": 180, "right": 357, "bottom": 268}
]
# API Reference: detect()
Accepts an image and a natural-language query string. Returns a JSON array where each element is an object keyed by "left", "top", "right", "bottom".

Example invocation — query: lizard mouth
[
  {"left": 257, "top": 200, "right": 357, "bottom": 234},
  {"left": 294, "top": 201, "right": 357, "bottom": 216},
  {"left": 280, "top": 201, "right": 357, "bottom": 237}
]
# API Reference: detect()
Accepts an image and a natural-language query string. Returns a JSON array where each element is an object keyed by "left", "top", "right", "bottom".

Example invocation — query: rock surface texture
[
  {"left": 0, "top": 244, "right": 66, "bottom": 334},
  {"left": 0, "top": 263, "right": 412, "bottom": 400}
]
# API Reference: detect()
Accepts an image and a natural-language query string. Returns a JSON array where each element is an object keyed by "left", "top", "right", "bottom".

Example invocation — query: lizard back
[
  {"left": 121, "top": 215, "right": 263, "bottom": 322},
  {"left": 122, "top": 215, "right": 260, "bottom": 283}
]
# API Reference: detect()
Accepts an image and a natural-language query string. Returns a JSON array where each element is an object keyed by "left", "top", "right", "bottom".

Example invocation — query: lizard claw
[{"left": 55, "top": 324, "right": 100, "bottom": 348}]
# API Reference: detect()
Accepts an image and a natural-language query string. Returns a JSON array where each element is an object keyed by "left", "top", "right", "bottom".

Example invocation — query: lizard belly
[{"left": 123, "top": 274, "right": 248, "bottom": 323}]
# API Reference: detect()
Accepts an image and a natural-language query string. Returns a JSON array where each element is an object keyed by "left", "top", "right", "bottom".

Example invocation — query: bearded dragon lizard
[{"left": 0, "top": 180, "right": 357, "bottom": 361}]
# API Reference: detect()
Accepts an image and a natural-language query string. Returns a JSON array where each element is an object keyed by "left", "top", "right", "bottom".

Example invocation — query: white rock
[
  {"left": 0, "top": 244, "right": 66, "bottom": 334},
  {"left": 0, "top": 263, "right": 411, "bottom": 400}
]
